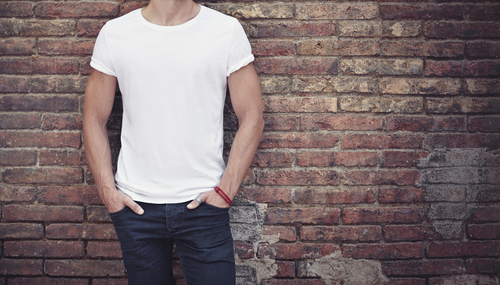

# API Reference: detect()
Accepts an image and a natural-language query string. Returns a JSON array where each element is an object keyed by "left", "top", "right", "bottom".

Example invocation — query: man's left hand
[{"left": 187, "top": 189, "right": 231, "bottom": 209}]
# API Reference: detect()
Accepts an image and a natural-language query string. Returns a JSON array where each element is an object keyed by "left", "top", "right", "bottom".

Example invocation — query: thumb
[
  {"left": 187, "top": 195, "right": 203, "bottom": 210},
  {"left": 124, "top": 198, "right": 144, "bottom": 215}
]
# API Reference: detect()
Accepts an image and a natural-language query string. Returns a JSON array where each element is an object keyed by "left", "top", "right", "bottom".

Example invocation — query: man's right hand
[{"left": 105, "top": 191, "right": 144, "bottom": 215}]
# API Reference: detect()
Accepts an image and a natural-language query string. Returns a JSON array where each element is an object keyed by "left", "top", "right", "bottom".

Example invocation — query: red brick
[
  {"left": 0, "top": 76, "right": 29, "bottom": 93},
  {"left": 381, "top": 4, "right": 462, "bottom": 19},
  {"left": 263, "top": 115, "right": 297, "bottom": 131},
  {"left": 427, "top": 241, "right": 500, "bottom": 258},
  {"left": 389, "top": 279, "right": 426, "bottom": 285},
  {"left": 427, "top": 98, "right": 500, "bottom": 114},
  {"left": 262, "top": 226, "right": 297, "bottom": 242},
  {"left": 80, "top": 57, "right": 93, "bottom": 75},
  {"left": 0, "top": 185, "right": 35, "bottom": 202},
  {"left": 0, "top": 2, "right": 33, "bottom": 17},
  {"left": 342, "top": 134, "right": 422, "bottom": 149},
  {"left": 35, "top": 2, "right": 119, "bottom": 18},
  {"left": 386, "top": 116, "right": 465, "bottom": 132},
  {"left": 343, "top": 170, "right": 420, "bottom": 186},
  {"left": 425, "top": 22, "right": 500, "bottom": 39},
  {"left": 87, "top": 242, "right": 122, "bottom": 258},
  {"left": 338, "top": 40, "right": 380, "bottom": 56},
  {"left": 384, "top": 225, "right": 448, "bottom": 241},
  {"left": 8, "top": 278, "right": 89, "bottom": 285},
  {"left": 465, "top": 5, "right": 500, "bottom": 21},
  {"left": 294, "top": 188, "right": 376, "bottom": 204},
  {"left": 258, "top": 243, "right": 340, "bottom": 259},
  {"left": 259, "top": 133, "right": 338, "bottom": 148},
  {"left": 265, "top": 208, "right": 340, "bottom": 224},
  {"left": 297, "top": 151, "right": 378, "bottom": 167},
  {"left": 3, "top": 205, "right": 84, "bottom": 222},
  {"left": 251, "top": 41, "right": 295, "bottom": 56},
  {"left": 0, "top": 259, "right": 43, "bottom": 275},
  {"left": 0, "top": 58, "right": 79, "bottom": 75},
  {"left": 77, "top": 20, "right": 106, "bottom": 36},
  {"left": 296, "top": 40, "right": 336, "bottom": 56},
  {"left": 39, "top": 150, "right": 87, "bottom": 166},
  {"left": 296, "top": 3, "right": 378, "bottom": 20},
  {"left": 4, "top": 241, "right": 84, "bottom": 258},
  {"left": 469, "top": 117, "right": 500, "bottom": 133},
  {"left": 467, "top": 79, "right": 500, "bottom": 95},
  {"left": 263, "top": 96, "right": 337, "bottom": 113},
  {"left": 262, "top": 280, "right": 326, "bottom": 285},
  {"left": 0, "top": 39, "right": 35, "bottom": 55},
  {"left": 257, "top": 169, "right": 339, "bottom": 186},
  {"left": 466, "top": 258, "right": 500, "bottom": 274},
  {"left": 0, "top": 150, "right": 37, "bottom": 166},
  {"left": 467, "top": 41, "right": 500, "bottom": 58},
  {"left": 383, "top": 41, "right": 464, "bottom": 57},
  {"left": 379, "top": 188, "right": 424, "bottom": 203},
  {"left": 0, "top": 131, "right": 80, "bottom": 147},
  {"left": 254, "top": 58, "right": 337, "bottom": 74},
  {"left": 343, "top": 207, "right": 424, "bottom": 224},
  {"left": 0, "top": 19, "right": 74, "bottom": 37},
  {"left": 38, "top": 39, "right": 95, "bottom": 56},
  {"left": 30, "top": 76, "right": 87, "bottom": 93},
  {"left": 274, "top": 261, "right": 295, "bottom": 277},
  {"left": 234, "top": 242, "right": 254, "bottom": 259},
  {"left": 426, "top": 134, "right": 500, "bottom": 149},
  {"left": 87, "top": 206, "right": 112, "bottom": 222},
  {"left": 0, "top": 114, "right": 40, "bottom": 129},
  {"left": 46, "top": 224, "right": 117, "bottom": 240},
  {"left": 0, "top": 223, "right": 43, "bottom": 239},
  {"left": 0, "top": 95, "right": 78, "bottom": 111},
  {"left": 467, "top": 224, "right": 500, "bottom": 240},
  {"left": 42, "top": 114, "right": 82, "bottom": 130},
  {"left": 381, "top": 151, "right": 429, "bottom": 167},
  {"left": 2, "top": 168, "right": 83, "bottom": 184},
  {"left": 236, "top": 187, "right": 292, "bottom": 204},
  {"left": 425, "top": 60, "right": 463, "bottom": 76},
  {"left": 249, "top": 21, "right": 335, "bottom": 38},
  {"left": 343, "top": 243, "right": 424, "bottom": 259},
  {"left": 300, "top": 226, "right": 382, "bottom": 242},
  {"left": 301, "top": 115, "right": 383, "bottom": 131},
  {"left": 382, "top": 259, "right": 465, "bottom": 276},
  {"left": 37, "top": 186, "right": 100, "bottom": 204},
  {"left": 252, "top": 151, "right": 293, "bottom": 168},
  {"left": 120, "top": 2, "right": 147, "bottom": 16},
  {"left": 44, "top": 260, "right": 125, "bottom": 277},
  {"left": 464, "top": 61, "right": 500, "bottom": 77}
]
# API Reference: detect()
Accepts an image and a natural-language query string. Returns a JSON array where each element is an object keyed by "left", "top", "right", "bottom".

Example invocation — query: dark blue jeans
[{"left": 110, "top": 201, "right": 235, "bottom": 285}]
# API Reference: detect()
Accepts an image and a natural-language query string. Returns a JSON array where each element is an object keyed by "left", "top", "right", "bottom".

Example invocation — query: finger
[
  {"left": 123, "top": 198, "right": 144, "bottom": 215},
  {"left": 187, "top": 195, "right": 203, "bottom": 210}
]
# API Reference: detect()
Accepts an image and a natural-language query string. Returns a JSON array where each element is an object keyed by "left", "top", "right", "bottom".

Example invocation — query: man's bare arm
[
  {"left": 188, "top": 63, "right": 264, "bottom": 209},
  {"left": 83, "top": 70, "right": 144, "bottom": 214}
]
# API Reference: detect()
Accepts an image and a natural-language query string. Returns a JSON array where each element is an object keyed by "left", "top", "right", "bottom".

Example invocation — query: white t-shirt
[{"left": 90, "top": 6, "right": 254, "bottom": 203}]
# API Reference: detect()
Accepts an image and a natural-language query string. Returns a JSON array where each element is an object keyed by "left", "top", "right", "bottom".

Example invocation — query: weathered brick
[
  {"left": 87, "top": 206, "right": 111, "bottom": 222},
  {"left": 0, "top": 223, "right": 43, "bottom": 239},
  {"left": 338, "top": 40, "right": 380, "bottom": 56},
  {"left": 466, "top": 41, "right": 500, "bottom": 58},
  {"left": 35, "top": 2, "right": 119, "bottom": 18},
  {"left": 77, "top": 20, "right": 106, "bottom": 36},
  {"left": 301, "top": 115, "right": 382, "bottom": 132},
  {"left": 466, "top": 259, "right": 500, "bottom": 274},
  {"left": 296, "top": 151, "right": 378, "bottom": 167},
  {"left": 235, "top": 187, "right": 292, "bottom": 204},
  {"left": 425, "top": 134, "right": 500, "bottom": 149},
  {"left": 259, "top": 133, "right": 338, "bottom": 148},
  {"left": 466, "top": 79, "right": 500, "bottom": 95},
  {"left": 207, "top": 3, "right": 293, "bottom": 19},
  {"left": 301, "top": 226, "right": 382, "bottom": 242},
  {"left": 0, "top": 185, "right": 35, "bottom": 202},
  {"left": 425, "top": 22, "right": 500, "bottom": 39},
  {"left": 380, "top": 78, "right": 461, "bottom": 95},
  {"left": 254, "top": 58, "right": 338, "bottom": 75},
  {"left": 37, "top": 186, "right": 100, "bottom": 204},
  {"left": 381, "top": 4, "right": 462, "bottom": 20},
  {"left": 339, "top": 21, "right": 421, "bottom": 38},
  {"left": 262, "top": 226, "right": 297, "bottom": 242},
  {"left": 234, "top": 242, "right": 254, "bottom": 259},
  {"left": 0, "top": 76, "right": 29, "bottom": 93},
  {"left": 294, "top": 188, "right": 376, "bottom": 204},
  {"left": 0, "top": 20, "right": 74, "bottom": 37},
  {"left": 383, "top": 41, "right": 464, "bottom": 57},
  {"left": 0, "top": 95, "right": 78, "bottom": 111},
  {"left": 428, "top": 203, "right": 475, "bottom": 220},
  {"left": 258, "top": 243, "right": 340, "bottom": 259},
  {"left": 427, "top": 241, "right": 500, "bottom": 258},
  {"left": 425, "top": 60, "right": 463, "bottom": 77},
  {"left": 38, "top": 39, "right": 95, "bottom": 56},
  {"left": 249, "top": 21, "right": 335, "bottom": 38},
  {"left": 379, "top": 187, "right": 424, "bottom": 203},
  {"left": 296, "top": 3, "right": 378, "bottom": 20},
  {"left": 296, "top": 40, "right": 336, "bottom": 56},
  {"left": 4, "top": 241, "right": 84, "bottom": 258},
  {"left": 2, "top": 168, "right": 83, "bottom": 184},
  {"left": 3, "top": 205, "right": 84, "bottom": 222},
  {"left": 259, "top": 76, "right": 291, "bottom": 94},
  {"left": 341, "top": 59, "right": 423, "bottom": 75},
  {"left": 340, "top": 97, "right": 423, "bottom": 113},
  {"left": 464, "top": 61, "right": 500, "bottom": 77},
  {"left": 275, "top": 261, "right": 295, "bottom": 277},
  {"left": 464, "top": 5, "right": 500, "bottom": 21},
  {"left": 343, "top": 170, "right": 420, "bottom": 186},
  {"left": 427, "top": 98, "right": 500, "bottom": 114},
  {"left": 343, "top": 207, "right": 425, "bottom": 224},
  {"left": 251, "top": 41, "right": 294, "bottom": 56},
  {"left": 0, "top": 150, "right": 37, "bottom": 166},
  {"left": 262, "top": 280, "right": 326, "bottom": 285},
  {"left": 467, "top": 224, "right": 500, "bottom": 240},
  {"left": 343, "top": 243, "right": 424, "bottom": 259},
  {"left": 46, "top": 223, "right": 117, "bottom": 240},
  {"left": 39, "top": 150, "right": 86, "bottom": 166},
  {"left": 30, "top": 76, "right": 87, "bottom": 93},
  {"left": 381, "top": 151, "right": 429, "bottom": 167},
  {"left": 7, "top": 277, "right": 89, "bottom": 285},
  {"left": 292, "top": 76, "right": 376, "bottom": 93},
  {"left": 0, "top": 2, "right": 33, "bottom": 17},
  {"left": 257, "top": 169, "right": 339, "bottom": 186},
  {"left": 0, "top": 259, "right": 43, "bottom": 275},
  {"left": 0, "top": 39, "right": 35, "bottom": 55},
  {"left": 87, "top": 242, "right": 122, "bottom": 258},
  {"left": 382, "top": 259, "right": 465, "bottom": 276},
  {"left": 0, "top": 114, "right": 40, "bottom": 129},
  {"left": 263, "top": 96, "right": 337, "bottom": 113},
  {"left": 469, "top": 117, "right": 500, "bottom": 133},
  {"left": 80, "top": 57, "right": 93, "bottom": 75},
  {"left": 44, "top": 260, "right": 125, "bottom": 277},
  {"left": 0, "top": 58, "right": 79, "bottom": 74},
  {"left": 384, "top": 225, "right": 455, "bottom": 241},
  {"left": 342, "top": 134, "right": 422, "bottom": 149},
  {"left": 252, "top": 151, "right": 293, "bottom": 168},
  {"left": 389, "top": 279, "right": 426, "bottom": 285},
  {"left": 264, "top": 208, "right": 340, "bottom": 224},
  {"left": 120, "top": 2, "right": 147, "bottom": 16},
  {"left": 386, "top": 116, "right": 466, "bottom": 132}
]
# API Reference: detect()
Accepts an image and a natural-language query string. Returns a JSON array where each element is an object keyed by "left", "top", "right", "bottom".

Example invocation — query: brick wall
[{"left": 1, "top": 0, "right": 499, "bottom": 284}]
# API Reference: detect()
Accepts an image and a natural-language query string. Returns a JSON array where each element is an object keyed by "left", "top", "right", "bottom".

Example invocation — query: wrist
[{"left": 214, "top": 186, "right": 233, "bottom": 206}]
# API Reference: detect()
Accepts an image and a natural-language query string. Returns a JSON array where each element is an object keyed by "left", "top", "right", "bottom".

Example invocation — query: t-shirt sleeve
[
  {"left": 90, "top": 24, "right": 116, "bottom": 77},
  {"left": 226, "top": 19, "right": 254, "bottom": 76}
]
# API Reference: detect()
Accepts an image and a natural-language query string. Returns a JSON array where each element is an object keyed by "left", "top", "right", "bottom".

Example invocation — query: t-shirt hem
[
  {"left": 227, "top": 54, "right": 255, "bottom": 76},
  {"left": 90, "top": 58, "right": 116, "bottom": 77}
]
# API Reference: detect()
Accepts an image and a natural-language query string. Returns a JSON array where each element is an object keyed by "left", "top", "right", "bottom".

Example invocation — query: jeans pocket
[
  {"left": 109, "top": 206, "right": 130, "bottom": 217},
  {"left": 201, "top": 202, "right": 230, "bottom": 211}
]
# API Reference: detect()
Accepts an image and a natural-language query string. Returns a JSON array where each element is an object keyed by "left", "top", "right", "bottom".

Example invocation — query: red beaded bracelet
[{"left": 214, "top": 186, "right": 233, "bottom": 206}]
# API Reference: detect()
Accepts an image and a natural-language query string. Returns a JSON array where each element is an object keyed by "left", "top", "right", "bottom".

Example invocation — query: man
[{"left": 83, "top": 0, "right": 264, "bottom": 283}]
